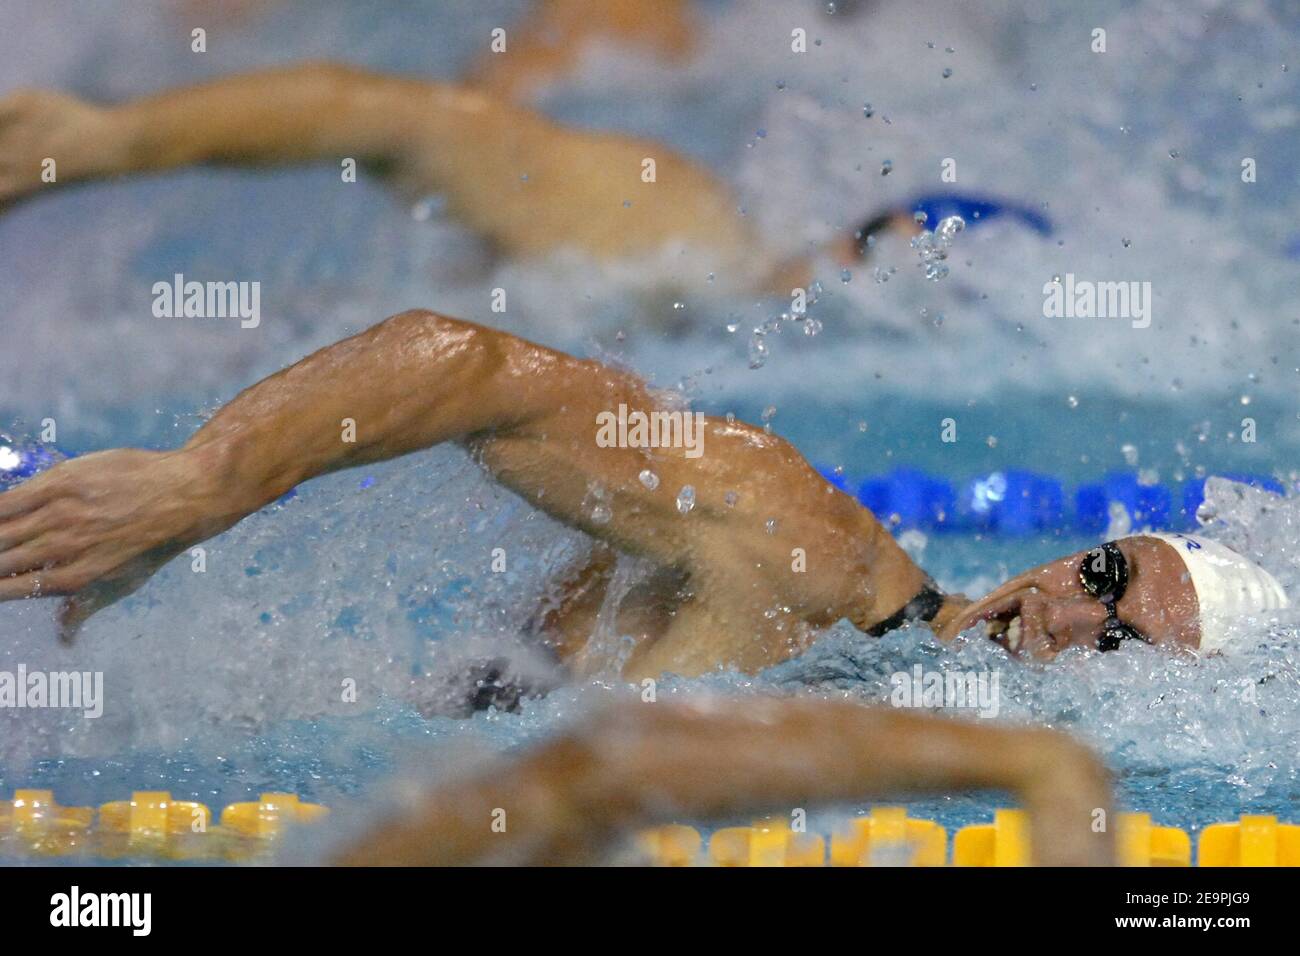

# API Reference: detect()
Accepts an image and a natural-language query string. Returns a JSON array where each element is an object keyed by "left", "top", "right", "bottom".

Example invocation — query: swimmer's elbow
[
  {"left": 378, "top": 309, "right": 507, "bottom": 371},
  {"left": 375, "top": 308, "right": 519, "bottom": 404}
]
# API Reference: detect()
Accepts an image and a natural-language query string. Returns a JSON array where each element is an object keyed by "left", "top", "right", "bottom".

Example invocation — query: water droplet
[
  {"left": 936, "top": 215, "right": 965, "bottom": 241},
  {"left": 748, "top": 332, "right": 769, "bottom": 369},
  {"left": 862, "top": 102, "right": 874, "bottom": 118},
  {"left": 1067, "top": 395, "right": 1079, "bottom": 409},
  {"left": 880, "top": 159, "right": 893, "bottom": 175},
  {"left": 986, "top": 435, "right": 998, "bottom": 448},
  {"left": 676, "top": 486, "right": 696, "bottom": 515},
  {"left": 639, "top": 469, "right": 660, "bottom": 491},
  {"left": 765, "top": 518, "right": 778, "bottom": 535},
  {"left": 583, "top": 482, "right": 613, "bottom": 524},
  {"left": 840, "top": 268, "right": 852, "bottom": 283},
  {"left": 1169, "top": 149, "right": 1180, "bottom": 159},
  {"left": 1122, "top": 443, "right": 1139, "bottom": 466},
  {"left": 410, "top": 195, "right": 443, "bottom": 222},
  {"left": 942, "top": 67, "right": 953, "bottom": 79},
  {"left": 724, "top": 490, "right": 738, "bottom": 507}
]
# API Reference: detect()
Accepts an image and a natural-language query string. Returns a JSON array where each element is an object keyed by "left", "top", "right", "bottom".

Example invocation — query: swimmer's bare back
[
  {"left": 331, "top": 696, "right": 1115, "bottom": 866},
  {"left": 0, "top": 62, "right": 780, "bottom": 281},
  {"left": 0, "top": 310, "right": 965, "bottom": 671}
]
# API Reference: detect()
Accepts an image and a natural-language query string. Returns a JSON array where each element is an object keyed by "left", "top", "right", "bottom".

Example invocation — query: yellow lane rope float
[
  {"left": 2, "top": 791, "right": 1296, "bottom": 865},
  {"left": 0, "top": 790, "right": 328, "bottom": 862}
]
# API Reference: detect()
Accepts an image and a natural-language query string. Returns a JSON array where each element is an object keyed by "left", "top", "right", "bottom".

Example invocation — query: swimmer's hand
[
  {"left": 0, "top": 90, "right": 120, "bottom": 206},
  {"left": 0, "top": 447, "right": 229, "bottom": 641}
]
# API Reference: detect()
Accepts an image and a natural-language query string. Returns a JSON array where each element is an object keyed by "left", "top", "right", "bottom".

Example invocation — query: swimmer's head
[
  {"left": 835, "top": 211, "right": 921, "bottom": 262},
  {"left": 937, "top": 534, "right": 1288, "bottom": 659}
]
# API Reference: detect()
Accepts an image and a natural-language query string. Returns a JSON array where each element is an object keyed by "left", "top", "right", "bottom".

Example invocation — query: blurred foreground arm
[{"left": 330, "top": 697, "right": 1114, "bottom": 866}]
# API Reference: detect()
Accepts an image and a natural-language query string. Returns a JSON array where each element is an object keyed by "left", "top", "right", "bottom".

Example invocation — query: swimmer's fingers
[
  {"left": 58, "top": 579, "right": 130, "bottom": 645},
  {"left": 0, "top": 506, "right": 57, "bottom": 551},
  {"left": 0, "top": 563, "right": 103, "bottom": 602},
  {"left": 0, "top": 534, "right": 71, "bottom": 577},
  {"left": 0, "top": 90, "right": 109, "bottom": 202},
  {"left": 57, "top": 550, "right": 174, "bottom": 644},
  {"left": 0, "top": 491, "right": 76, "bottom": 553},
  {"left": 0, "top": 469, "right": 67, "bottom": 522}
]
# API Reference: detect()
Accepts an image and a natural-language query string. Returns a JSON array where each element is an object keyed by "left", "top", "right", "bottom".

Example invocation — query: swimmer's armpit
[{"left": 329, "top": 697, "right": 1115, "bottom": 866}]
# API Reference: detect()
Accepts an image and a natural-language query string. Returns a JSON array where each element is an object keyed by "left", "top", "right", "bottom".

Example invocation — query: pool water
[{"left": 2, "top": 0, "right": 1300, "bottom": 860}]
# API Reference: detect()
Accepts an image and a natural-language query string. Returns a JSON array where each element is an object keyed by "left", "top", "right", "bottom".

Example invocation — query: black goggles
[{"left": 1079, "top": 542, "right": 1152, "bottom": 652}]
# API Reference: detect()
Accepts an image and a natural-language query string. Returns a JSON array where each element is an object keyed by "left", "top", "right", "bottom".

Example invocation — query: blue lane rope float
[
  {"left": 0, "top": 434, "right": 66, "bottom": 490},
  {"left": 818, "top": 466, "right": 1288, "bottom": 536},
  {"left": 1, "top": 434, "right": 1286, "bottom": 538}
]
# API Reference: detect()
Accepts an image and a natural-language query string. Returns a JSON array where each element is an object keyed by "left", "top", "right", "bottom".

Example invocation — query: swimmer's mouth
[{"left": 970, "top": 594, "right": 1026, "bottom": 655}]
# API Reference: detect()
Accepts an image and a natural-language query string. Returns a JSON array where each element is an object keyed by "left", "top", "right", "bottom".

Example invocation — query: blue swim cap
[
  {"left": 0, "top": 434, "right": 66, "bottom": 492},
  {"left": 908, "top": 193, "right": 1053, "bottom": 237}
]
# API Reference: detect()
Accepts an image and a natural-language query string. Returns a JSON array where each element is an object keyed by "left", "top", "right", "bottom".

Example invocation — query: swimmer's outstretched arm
[
  {"left": 0, "top": 63, "right": 758, "bottom": 263},
  {"left": 0, "top": 310, "right": 939, "bottom": 644},
  {"left": 0, "top": 63, "right": 471, "bottom": 196},
  {"left": 329, "top": 697, "right": 1114, "bottom": 866}
]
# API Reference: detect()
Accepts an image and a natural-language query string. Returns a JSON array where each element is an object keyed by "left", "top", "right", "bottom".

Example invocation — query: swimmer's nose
[{"left": 1037, "top": 596, "right": 1112, "bottom": 653}]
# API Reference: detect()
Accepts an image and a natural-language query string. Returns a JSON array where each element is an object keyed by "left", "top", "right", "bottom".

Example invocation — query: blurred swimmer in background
[
  {"left": 465, "top": 0, "right": 696, "bottom": 100},
  {"left": 0, "top": 311, "right": 1285, "bottom": 676},
  {"left": 327, "top": 696, "right": 1115, "bottom": 866},
  {"left": 0, "top": 62, "right": 1047, "bottom": 298}
]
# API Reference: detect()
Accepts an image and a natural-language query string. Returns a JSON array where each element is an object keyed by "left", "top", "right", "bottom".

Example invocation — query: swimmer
[
  {"left": 0, "top": 63, "right": 841, "bottom": 293},
  {"left": 329, "top": 696, "right": 1114, "bottom": 866},
  {"left": 0, "top": 310, "right": 1286, "bottom": 670}
]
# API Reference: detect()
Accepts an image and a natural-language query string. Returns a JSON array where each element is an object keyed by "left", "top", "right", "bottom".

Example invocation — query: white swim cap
[{"left": 1137, "top": 532, "right": 1289, "bottom": 652}]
